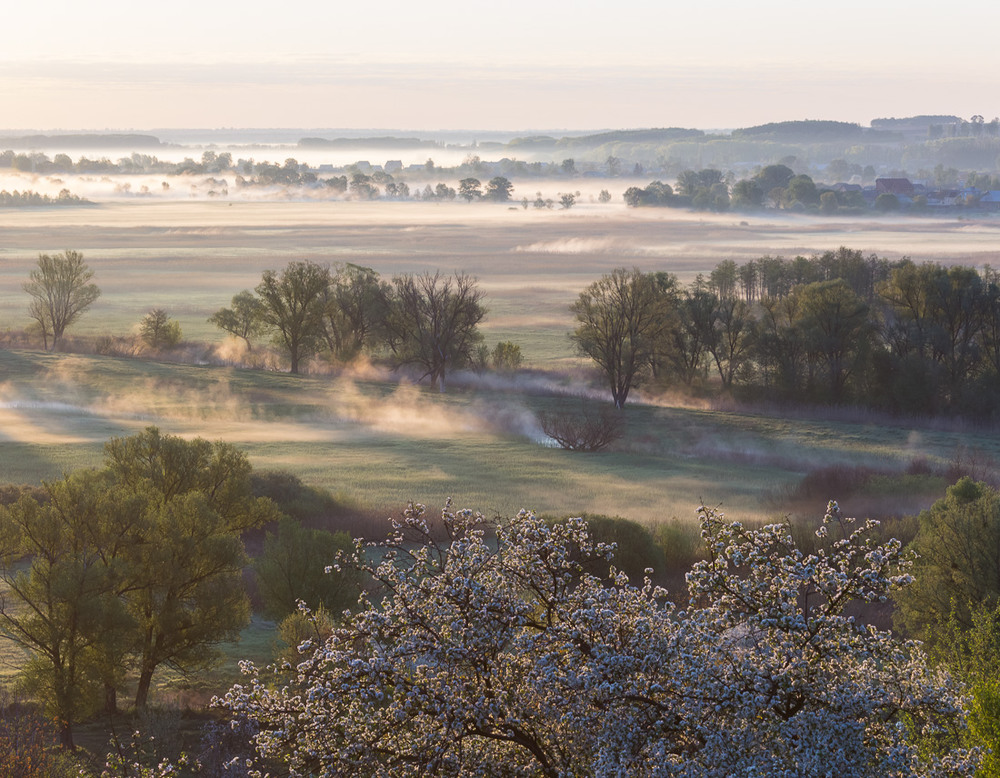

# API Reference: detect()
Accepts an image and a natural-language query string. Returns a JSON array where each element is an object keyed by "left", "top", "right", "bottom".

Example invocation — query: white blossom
[{"left": 220, "top": 500, "right": 977, "bottom": 777}]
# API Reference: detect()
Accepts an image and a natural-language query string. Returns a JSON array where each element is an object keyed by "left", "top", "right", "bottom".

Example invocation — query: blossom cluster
[{"left": 221, "top": 500, "right": 976, "bottom": 777}]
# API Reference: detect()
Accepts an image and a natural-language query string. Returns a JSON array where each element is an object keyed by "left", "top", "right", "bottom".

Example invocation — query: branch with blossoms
[{"left": 221, "top": 500, "right": 978, "bottom": 778}]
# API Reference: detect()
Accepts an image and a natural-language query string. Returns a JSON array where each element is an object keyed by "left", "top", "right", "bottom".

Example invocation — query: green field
[
  {"left": 3, "top": 201, "right": 1000, "bottom": 711},
  {"left": 0, "top": 347, "right": 990, "bottom": 527},
  {"left": 3, "top": 201, "right": 1000, "bottom": 367}
]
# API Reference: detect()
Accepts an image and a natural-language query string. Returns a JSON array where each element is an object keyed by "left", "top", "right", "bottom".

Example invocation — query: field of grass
[
  {"left": 3, "top": 201, "right": 1000, "bottom": 366},
  {"left": 1, "top": 341, "right": 991, "bottom": 709},
  {"left": 0, "top": 347, "right": 992, "bottom": 528},
  {"left": 3, "top": 200, "right": 1000, "bottom": 718}
]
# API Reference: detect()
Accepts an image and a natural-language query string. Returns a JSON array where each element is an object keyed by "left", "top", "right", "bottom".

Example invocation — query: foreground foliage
[
  {"left": 0, "top": 428, "right": 279, "bottom": 746},
  {"left": 223, "top": 502, "right": 975, "bottom": 777},
  {"left": 895, "top": 477, "right": 1000, "bottom": 642}
]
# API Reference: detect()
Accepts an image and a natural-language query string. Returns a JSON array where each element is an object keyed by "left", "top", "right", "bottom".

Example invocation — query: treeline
[
  {"left": 624, "top": 164, "right": 879, "bottom": 214},
  {"left": 0, "top": 188, "right": 89, "bottom": 207},
  {"left": 0, "top": 148, "right": 233, "bottom": 175},
  {"left": 574, "top": 248, "right": 1000, "bottom": 416}
]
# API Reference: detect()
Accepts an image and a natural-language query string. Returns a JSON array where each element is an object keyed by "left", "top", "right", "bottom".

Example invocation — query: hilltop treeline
[{"left": 588, "top": 248, "right": 1000, "bottom": 417}]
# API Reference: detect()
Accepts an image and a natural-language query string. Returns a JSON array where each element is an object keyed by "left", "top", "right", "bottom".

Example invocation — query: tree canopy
[
  {"left": 895, "top": 477, "right": 1000, "bottom": 641},
  {"left": 0, "top": 427, "right": 279, "bottom": 743}
]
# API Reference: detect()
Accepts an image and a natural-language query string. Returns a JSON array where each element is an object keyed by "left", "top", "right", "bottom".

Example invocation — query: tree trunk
[
  {"left": 134, "top": 662, "right": 155, "bottom": 710},
  {"left": 104, "top": 681, "right": 118, "bottom": 715},
  {"left": 59, "top": 719, "right": 74, "bottom": 750}
]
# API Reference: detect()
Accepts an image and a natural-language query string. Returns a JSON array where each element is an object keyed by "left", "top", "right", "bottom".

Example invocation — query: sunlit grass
[{"left": 0, "top": 348, "right": 989, "bottom": 528}]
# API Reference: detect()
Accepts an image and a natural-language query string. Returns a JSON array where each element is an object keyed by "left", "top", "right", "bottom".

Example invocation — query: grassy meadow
[
  {"left": 3, "top": 200, "right": 1000, "bottom": 364},
  {"left": 0, "top": 345, "right": 992, "bottom": 527},
  {"left": 2, "top": 200, "right": 999, "bottom": 523},
  {"left": 2, "top": 199, "right": 999, "bottom": 710}
]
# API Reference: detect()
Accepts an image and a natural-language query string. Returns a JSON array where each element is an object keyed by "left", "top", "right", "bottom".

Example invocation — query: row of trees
[
  {"left": 211, "top": 262, "right": 501, "bottom": 389},
  {"left": 573, "top": 250, "right": 1000, "bottom": 415},
  {"left": 624, "top": 164, "right": 878, "bottom": 213},
  {"left": 17, "top": 252, "right": 518, "bottom": 388},
  {"left": 0, "top": 189, "right": 88, "bottom": 207}
]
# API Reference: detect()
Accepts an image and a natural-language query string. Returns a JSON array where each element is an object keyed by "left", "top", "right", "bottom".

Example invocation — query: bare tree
[
  {"left": 23, "top": 250, "right": 100, "bottom": 350},
  {"left": 385, "top": 272, "right": 486, "bottom": 391},
  {"left": 539, "top": 402, "right": 624, "bottom": 451},
  {"left": 571, "top": 268, "right": 677, "bottom": 408}
]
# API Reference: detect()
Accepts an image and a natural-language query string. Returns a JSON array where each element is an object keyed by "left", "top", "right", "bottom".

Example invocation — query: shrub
[
  {"left": 139, "top": 309, "right": 182, "bottom": 349},
  {"left": 253, "top": 518, "right": 361, "bottom": 621},
  {"left": 545, "top": 513, "right": 663, "bottom": 582},
  {"left": 539, "top": 402, "right": 623, "bottom": 451}
]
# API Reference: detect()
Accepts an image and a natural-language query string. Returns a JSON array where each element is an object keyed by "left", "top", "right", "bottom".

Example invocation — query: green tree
[
  {"left": 895, "top": 477, "right": 1000, "bottom": 641},
  {"left": 571, "top": 268, "right": 676, "bottom": 407},
  {"left": 23, "top": 250, "right": 100, "bottom": 350},
  {"left": 349, "top": 172, "right": 378, "bottom": 200},
  {"left": 253, "top": 519, "right": 359, "bottom": 621},
  {"left": 484, "top": 176, "right": 514, "bottom": 202},
  {"left": 783, "top": 174, "right": 820, "bottom": 207},
  {"left": 384, "top": 272, "right": 487, "bottom": 391},
  {"left": 874, "top": 193, "right": 900, "bottom": 211},
  {"left": 664, "top": 287, "right": 714, "bottom": 387},
  {"left": 927, "top": 602, "right": 1000, "bottom": 777},
  {"left": 798, "top": 279, "right": 871, "bottom": 402},
  {"left": 490, "top": 341, "right": 523, "bottom": 371},
  {"left": 707, "top": 295, "right": 756, "bottom": 390},
  {"left": 820, "top": 191, "right": 839, "bottom": 213},
  {"left": 0, "top": 471, "right": 134, "bottom": 747},
  {"left": 754, "top": 163, "right": 795, "bottom": 193},
  {"left": 209, "top": 290, "right": 266, "bottom": 349},
  {"left": 757, "top": 290, "right": 809, "bottom": 396},
  {"left": 139, "top": 308, "right": 182, "bottom": 349},
  {"left": 319, "top": 263, "right": 391, "bottom": 361},
  {"left": 731, "top": 179, "right": 764, "bottom": 209},
  {"left": 103, "top": 427, "right": 279, "bottom": 709},
  {"left": 256, "top": 260, "right": 331, "bottom": 373}
]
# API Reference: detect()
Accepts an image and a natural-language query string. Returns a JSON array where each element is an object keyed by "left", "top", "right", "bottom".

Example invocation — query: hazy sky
[{"left": 3, "top": 0, "right": 998, "bottom": 131}]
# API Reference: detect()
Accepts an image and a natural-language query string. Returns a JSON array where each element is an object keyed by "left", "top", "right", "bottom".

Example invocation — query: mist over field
[{"left": 2, "top": 124, "right": 1000, "bottom": 520}]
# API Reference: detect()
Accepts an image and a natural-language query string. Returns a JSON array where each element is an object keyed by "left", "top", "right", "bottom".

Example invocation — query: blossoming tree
[{"left": 222, "top": 501, "right": 977, "bottom": 777}]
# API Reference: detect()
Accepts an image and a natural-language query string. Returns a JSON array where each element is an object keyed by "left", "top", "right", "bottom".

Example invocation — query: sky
[{"left": 3, "top": 0, "right": 998, "bottom": 132}]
